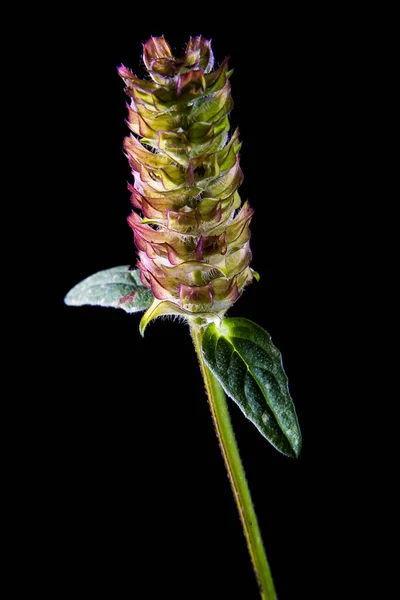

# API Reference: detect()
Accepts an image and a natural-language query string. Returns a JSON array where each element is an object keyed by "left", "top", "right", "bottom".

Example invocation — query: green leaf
[
  {"left": 201, "top": 318, "right": 301, "bottom": 457},
  {"left": 64, "top": 266, "right": 153, "bottom": 313}
]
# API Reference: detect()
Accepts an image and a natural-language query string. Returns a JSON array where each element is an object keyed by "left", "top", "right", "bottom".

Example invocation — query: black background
[{"left": 24, "top": 6, "right": 375, "bottom": 599}]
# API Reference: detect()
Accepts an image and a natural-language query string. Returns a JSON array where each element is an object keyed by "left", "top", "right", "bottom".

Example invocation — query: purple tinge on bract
[{"left": 118, "top": 36, "right": 254, "bottom": 330}]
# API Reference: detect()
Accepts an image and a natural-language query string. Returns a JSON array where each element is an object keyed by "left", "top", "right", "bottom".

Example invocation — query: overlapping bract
[{"left": 118, "top": 36, "right": 254, "bottom": 329}]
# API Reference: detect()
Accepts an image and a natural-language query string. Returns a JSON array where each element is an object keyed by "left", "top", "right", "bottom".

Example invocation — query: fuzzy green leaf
[
  {"left": 64, "top": 266, "right": 153, "bottom": 313},
  {"left": 202, "top": 318, "right": 301, "bottom": 457}
]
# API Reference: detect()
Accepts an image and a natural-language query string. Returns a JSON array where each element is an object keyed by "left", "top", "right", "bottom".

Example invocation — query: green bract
[{"left": 118, "top": 36, "right": 254, "bottom": 333}]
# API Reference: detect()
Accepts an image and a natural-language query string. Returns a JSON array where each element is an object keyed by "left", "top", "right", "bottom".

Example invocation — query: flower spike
[{"left": 119, "top": 37, "right": 254, "bottom": 331}]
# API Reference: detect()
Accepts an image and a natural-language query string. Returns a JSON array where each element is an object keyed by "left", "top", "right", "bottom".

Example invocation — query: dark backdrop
[{"left": 38, "top": 8, "right": 362, "bottom": 599}]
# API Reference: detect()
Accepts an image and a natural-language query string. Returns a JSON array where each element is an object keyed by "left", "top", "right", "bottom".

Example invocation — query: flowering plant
[{"left": 65, "top": 36, "right": 301, "bottom": 599}]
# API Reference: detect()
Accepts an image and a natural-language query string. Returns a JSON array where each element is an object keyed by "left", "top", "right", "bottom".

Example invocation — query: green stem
[{"left": 191, "top": 325, "right": 277, "bottom": 600}]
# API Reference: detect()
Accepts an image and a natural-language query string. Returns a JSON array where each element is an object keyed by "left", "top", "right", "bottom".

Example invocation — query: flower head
[{"left": 118, "top": 36, "right": 254, "bottom": 331}]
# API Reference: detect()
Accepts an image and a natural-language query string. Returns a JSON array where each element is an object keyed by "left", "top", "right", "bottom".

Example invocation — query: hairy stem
[{"left": 190, "top": 325, "right": 277, "bottom": 600}]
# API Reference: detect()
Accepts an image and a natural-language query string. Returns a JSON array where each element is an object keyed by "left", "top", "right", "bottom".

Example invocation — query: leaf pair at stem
[{"left": 65, "top": 266, "right": 301, "bottom": 458}]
